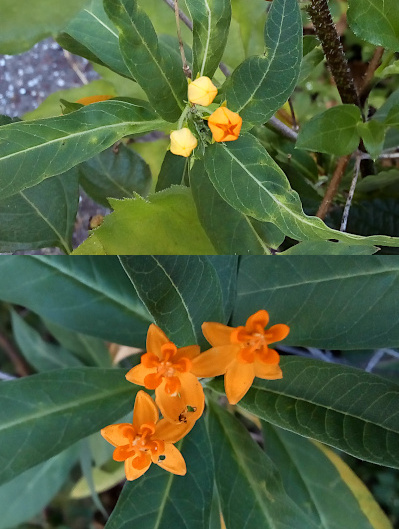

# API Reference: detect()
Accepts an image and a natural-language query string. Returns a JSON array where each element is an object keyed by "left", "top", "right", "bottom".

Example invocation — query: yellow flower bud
[
  {"left": 170, "top": 128, "right": 198, "bottom": 157},
  {"left": 188, "top": 76, "right": 218, "bottom": 106}
]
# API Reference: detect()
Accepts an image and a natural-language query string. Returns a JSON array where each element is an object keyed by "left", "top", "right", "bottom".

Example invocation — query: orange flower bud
[
  {"left": 188, "top": 76, "right": 218, "bottom": 106},
  {"left": 170, "top": 128, "right": 198, "bottom": 157},
  {"left": 75, "top": 95, "right": 113, "bottom": 105},
  {"left": 208, "top": 106, "right": 243, "bottom": 142}
]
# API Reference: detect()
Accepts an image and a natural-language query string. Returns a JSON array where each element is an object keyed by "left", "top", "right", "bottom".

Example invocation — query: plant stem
[
  {"left": 174, "top": 0, "right": 191, "bottom": 78},
  {"left": 316, "top": 154, "right": 351, "bottom": 219},
  {"left": 0, "top": 331, "right": 30, "bottom": 377},
  {"left": 340, "top": 155, "right": 361, "bottom": 232},
  {"left": 359, "top": 46, "right": 384, "bottom": 99}
]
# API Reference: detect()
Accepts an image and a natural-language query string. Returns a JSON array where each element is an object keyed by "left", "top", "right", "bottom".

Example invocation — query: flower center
[
  {"left": 232, "top": 327, "right": 271, "bottom": 364},
  {"left": 129, "top": 423, "right": 165, "bottom": 469}
]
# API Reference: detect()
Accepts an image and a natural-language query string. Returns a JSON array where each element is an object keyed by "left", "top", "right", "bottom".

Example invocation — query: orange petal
[
  {"left": 101, "top": 423, "right": 135, "bottom": 447},
  {"left": 146, "top": 324, "right": 170, "bottom": 358},
  {"left": 245, "top": 310, "right": 269, "bottom": 333},
  {"left": 265, "top": 324, "right": 290, "bottom": 344},
  {"left": 257, "top": 347, "right": 280, "bottom": 364},
  {"left": 155, "top": 417, "right": 195, "bottom": 443},
  {"left": 173, "top": 345, "right": 201, "bottom": 362},
  {"left": 254, "top": 360, "right": 283, "bottom": 380},
  {"left": 113, "top": 445, "right": 134, "bottom": 461},
  {"left": 133, "top": 390, "right": 159, "bottom": 429},
  {"left": 202, "top": 322, "right": 234, "bottom": 346},
  {"left": 156, "top": 443, "right": 186, "bottom": 475},
  {"left": 125, "top": 363, "right": 156, "bottom": 386},
  {"left": 144, "top": 372, "right": 164, "bottom": 390},
  {"left": 125, "top": 455, "right": 151, "bottom": 481},
  {"left": 224, "top": 361, "right": 255, "bottom": 405},
  {"left": 75, "top": 94, "right": 113, "bottom": 105},
  {"left": 191, "top": 345, "right": 236, "bottom": 377},
  {"left": 155, "top": 372, "right": 204, "bottom": 424}
]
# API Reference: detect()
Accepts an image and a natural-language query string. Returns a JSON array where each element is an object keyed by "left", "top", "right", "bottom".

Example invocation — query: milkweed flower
[
  {"left": 170, "top": 127, "right": 198, "bottom": 157},
  {"left": 126, "top": 324, "right": 205, "bottom": 426},
  {"left": 101, "top": 391, "right": 188, "bottom": 480},
  {"left": 75, "top": 94, "right": 113, "bottom": 105},
  {"left": 188, "top": 76, "right": 218, "bottom": 106},
  {"left": 191, "top": 310, "right": 289, "bottom": 405},
  {"left": 208, "top": 106, "right": 242, "bottom": 142}
]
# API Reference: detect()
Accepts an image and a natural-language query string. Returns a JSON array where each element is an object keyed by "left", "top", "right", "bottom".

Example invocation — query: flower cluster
[
  {"left": 170, "top": 76, "right": 243, "bottom": 158},
  {"left": 101, "top": 310, "right": 289, "bottom": 481}
]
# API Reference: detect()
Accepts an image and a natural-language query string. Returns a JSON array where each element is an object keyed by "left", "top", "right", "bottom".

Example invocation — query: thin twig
[
  {"left": 0, "top": 332, "right": 30, "bottom": 376},
  {"left": 63, "top": 50, "right": 89, "bottom": 85},
  {"left": 288, "top": 98, "right": 298, "bottom": 131},
  {"left": 162, "top": 0, "right": 193, "bottom": 30},
  {"left": 340, "top": 156, "right": 361, "bottom": 232},
  {"left": 316, "top": 154, "right": 351, "bottom": 219},
  {"left": 360, "top": 151, "right": 399, "bottom": 160},
  {"left": 268, "top": 116, "right": 298, "bottom": 142},
  {"left": 0, "top": 371, "right": 16, "bottom": 381},
  {"left": 173, "top": 0, "right": 191, "bottom": 78},
  {"left": 359, "top": 46, "right": 385, "bottom": 98}
]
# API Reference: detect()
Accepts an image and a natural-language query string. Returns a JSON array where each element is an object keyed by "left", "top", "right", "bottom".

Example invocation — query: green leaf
[
  {"left": 0, "top": 169, "right": 79, "bottom": 253},
  {"left": 119, "top": 256, "right": 225, "bottom": 347},
  {"left": 358, "top": 120, "right": 386, "bottom": 161},
  {"left": 0, "top": 100, "right": 164, "bottom": 199},
  {"left": 207, "top": 401, "right": 318, "bottom": 529},
  {"left": 0, "top": 0, "right": 89, "bottom": 54},
  {"left": 0, "top": 256, "right": 150, "bottom": 346},
  {"left": 206, "top": 256, "right": 238, "bottom": 322},
  {"left": 210, "top": 356, "right": 399, "bottom": 469},
  {"left": 203, "top": 133, "right": 399, "bottom": 247},
  {"left": 43, "top": 320, "right": 112, "bottom": 368},
  {"left": 355, "top": 169, "right": 399, "bottom": 197},
  {"left": 0, "top": 446, "right": 79, "bottom": 529},
  {"left": 57, "top": 0, "right": 132, "bottom": 78},
  {"left": 280, "top": 241, "right": 378, "bottom": 255},
  {"left": 104, "top": 0, "right": 186, "bottom": 122},
  {"left": 235, "top": 255, "right": 399, "bottom": 349},
  {"left": 11, "top": 311, "right": 82, "bottom": 371},
  {"left": 105, "top": 419, "right": 213, "bottom": 529},
  {"left": 0, "top": 368, "right": 136, "bottom": 485},
  {"left": 297, "top": 105, "right": 362, "bottom": 155},
  {"left": 230, "top": 0, "right": 266, "bottom": 57},
  {"left": 223, "top": 0, "right": 302, "bottom": 126},
  {"left": 79, "top": 144, "right": 151, "bottom": 207},
  {"left": 263, "top": 423, "right": 394, "bottom": 529},
  {"left": 184, "top": 0, "right": 231, "bottom": 78},
  {"left": 347, "top": 0, "right": 399, "bottom": 52},
  {"left": 156, "top": 150, "right": 189, "bottom": 191},
  {"left": 71, "top": 462, "right": 125, "bottom": 499},
  {"left": 73, "top": 187, "right": 217, "bottom": 255}
]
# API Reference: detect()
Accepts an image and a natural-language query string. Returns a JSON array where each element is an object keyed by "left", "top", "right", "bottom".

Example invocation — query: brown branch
[
  {"left": 0, "top": 332, "right": 30, "bottom": 377},
  {"left": 173, "top": 0, "right": 191, "bottom": 78},
  {"left": 316, "top": 154, "right": 351, "bottom": 219},
  {"left": 359, "top": 46, "right": 385, "bottom": 98}
]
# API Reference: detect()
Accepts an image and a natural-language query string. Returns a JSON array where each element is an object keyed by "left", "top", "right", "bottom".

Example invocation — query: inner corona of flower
[
  {"left": 142, "top": 343, "right": 192, "bottom": 395},
  {"left": 115, "top": 423, "right": 165, "bottom": 469},
  {"left": 231, "top": 321, "right": 275, "bottom": 364}
]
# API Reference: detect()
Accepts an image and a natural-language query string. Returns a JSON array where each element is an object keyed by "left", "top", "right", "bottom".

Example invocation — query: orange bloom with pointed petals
[
  {"left": 208, "top": 106, "right": 242, "bottom": 142},
  {"left": 101, "top": 391, "right": 189, "bottom": 480},
  {"left": 75, "top": 94, "right": 113, "bottom": 105},
  {"left": 191, "top": 310, "right": 289, "bottom": 405},
  {"left": 126, "top": 324, "right": 205, "bottom": 427}
]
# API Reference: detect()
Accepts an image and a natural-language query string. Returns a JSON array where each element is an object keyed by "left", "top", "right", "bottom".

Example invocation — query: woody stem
[{"left": 174, "top": 0, "right": 191, "bottom": 78}]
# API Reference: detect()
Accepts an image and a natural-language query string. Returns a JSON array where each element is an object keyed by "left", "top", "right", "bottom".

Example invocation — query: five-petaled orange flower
[
  {"left": 101, "top": 391, "right": 188, "bottom": 480},
  {"left": 208, "top": 106, "right": 242, "bottom": 142},
  {"left": 75, "top": 94, "right": 113, "bottom": 105},
  {"left": 191, "top": 310, "right": 290, "bottom": 405},
  {"left": 126, "top": 324, "right": 205, "bottom": 426}
]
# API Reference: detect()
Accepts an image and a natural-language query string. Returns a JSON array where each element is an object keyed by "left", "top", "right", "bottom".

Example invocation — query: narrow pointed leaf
[
  {"left": 119, "top": 255, "right": 225, "bottom": 347},
  {"left": 210, "top": 357, "right": 399, "bottom": 469},
  {"left": 184, "top": 0, "right": 231, "bottom": 78},
  {"left": 223, "top": 0, "right": 302, "bottom": 126},
  {"left": 207, "top": 402, "right": 318, "bottom": 529},
  {"left": 105, "top": 419, "right": 213, "bottom": 529},
  {"left": 0, "top": 368, "right": 136, "bottom": 486},
  {"left": 104, "top": 0, "right": 186, "bottom": 122},
  {"left": 0, "top": 99, "right": 164, "bottom": 199},
  {"left": 204, "top": 133, "right": 399, "bottom": 246}
]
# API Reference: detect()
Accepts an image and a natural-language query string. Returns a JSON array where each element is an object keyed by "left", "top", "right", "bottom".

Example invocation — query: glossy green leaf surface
[
  {"left": 263, "top": 423, "right": 394, "bottom": 529},
  {"left": 0, "top": 446, "right": 79, "bottom": 529},
  {"left": 120, "top": 256, "right": 225, "bottom": 347},
  {"left": 184, "top": 0, "right": 231, "bottom": 78},
  {"left": 207, "top": 401, "right": 318, "bottom": 529},
  {"left": 73, "top": 187, "right": 217, "bottom": 255},
  {"left": 206, "top": 256, "right": 238, "bottom": 322},
  {"left": 0, "top": 0, "right": 89, "bottom": 54},
  {"left": 11, "top": 311, "right": 82, "bottom": 372},
  {"left": 79, "top": 144, "right": 151, "bottom": 207},
  {"left": 0, "top": 100, "right": 164, "bottom": 199},
  {"left": 156, "top": 150, "right": 188, "bottom": 191},
  {"left": 105, "top": 419, "right": 213, "bottom": 529},
  {"left": 210, "top": 357, "right": 399, "bottom": 468},
  {"left": 234, "top": 255, "right": 399, "bottom": 349},
  {"left": 223, "top": 0, "right": 302, "bottom": 126},
  {"left": 347, "top": 0, "right": 399, "bottom": 52},
  {"left": 203, "top": 133, "right": 399, "bottom": 246},
  {"left": 104, "top": 0, "right": 186, "bottom": 122},
  {"left": 0, "top": 368, "right": 136, "bottom": 485},
  {"left": 280, "top": 241, "right": 378, "bottom": 255},
  {"left": 0, "top": 257, "right": 150, "bottom": 346},
  {"left": 297, "top": 105, "right": 362, "bottom": 156},
  {"left": 0, "top": 169, "right": 79, "bottom": 253},
  {"left": 358, "top": 120, "right": 386, "bottom": 161}
]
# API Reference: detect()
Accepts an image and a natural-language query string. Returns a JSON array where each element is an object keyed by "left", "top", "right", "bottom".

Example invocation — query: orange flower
[
  {"left": 170, "top": 128, "right": 198, "bottom": 157},
  {"left": 101, "top": 391, "right": 188, "bottom": 480},
  {"left": 208, "top": 106, "right": 242, "bottom": 142},
  {"left": 75, "top": 95, "right": 113, "bottom": 105},
  {"left": 188, "top": 76, "right": 218, "bottom": 106},
  {"left": 126, "top": 324, "right": 205, "bottom": 426},
  {"left": 191, "top": 310, "right": 289, "bottom": 405}
]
